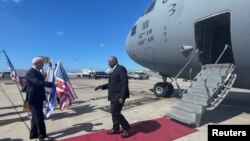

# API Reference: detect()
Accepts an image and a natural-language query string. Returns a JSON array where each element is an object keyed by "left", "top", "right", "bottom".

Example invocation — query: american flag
[
  {"left": 2, "top": 50, "right": 24, "bottom": 88},
  {"left": 55, "top": 62, "right": 77, "bottom": 110}
]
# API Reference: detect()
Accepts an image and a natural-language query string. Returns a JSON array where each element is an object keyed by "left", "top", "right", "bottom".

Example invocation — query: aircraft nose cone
[{"left": 125, "top": 32, "right": 133, "bottom": 58}]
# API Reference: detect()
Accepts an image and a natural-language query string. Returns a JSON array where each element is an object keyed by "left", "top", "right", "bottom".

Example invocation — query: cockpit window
[
  {"left": 144, "top": 0, "right": 156, "bottom": 15},
  {"left": 131, "top": 25, "right": 137, "bottom": 36}
]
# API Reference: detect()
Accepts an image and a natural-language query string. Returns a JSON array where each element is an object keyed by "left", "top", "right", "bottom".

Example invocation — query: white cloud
[
  {"left": 56, "top": 32, "right": 64, "bottom": 36},
  {"left": 1, "top": 0, "right": 23, "bottom": 4},
  {"left": 12, "top": 0, "right": 22, "bottom": 4},
  {"left": 100, "top": 43, "right": 105, "bottom": 47}
]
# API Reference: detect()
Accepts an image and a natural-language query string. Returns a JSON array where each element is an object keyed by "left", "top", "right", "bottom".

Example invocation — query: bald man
[
  {"left": 25, "top": 57, "right": 57, "bottom": 141},
  {"left": 95, "top": 56, "right": 131, "bottom": 138}
]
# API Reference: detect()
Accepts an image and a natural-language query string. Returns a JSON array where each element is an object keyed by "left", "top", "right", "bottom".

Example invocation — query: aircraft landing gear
[
  {"left": 153, "top": 82, "right": 174, "bottom": 97},
  {"left": 153, "top": 76, "right": 174, "bottom": 97}
]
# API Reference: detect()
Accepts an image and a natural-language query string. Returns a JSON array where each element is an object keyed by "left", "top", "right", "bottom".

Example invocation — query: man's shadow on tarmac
[
  {"left": 0, "top": 139, "right": 22, "bottom": 141},
  {"left": 129, "top": 120, "right": 161, "bottom": 136},
  {"left": 49, "top": 122, "right": 103, "bottom": 139},
  {"left": 47, "top": 100, "right": 103, "bottom": 139},
  {"left": 48, "top": 101, "right": 96, "bottom": 121}
]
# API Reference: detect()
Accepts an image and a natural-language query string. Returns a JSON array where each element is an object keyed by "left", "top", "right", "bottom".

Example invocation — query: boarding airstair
[
  {"left": 166, "top": 64, "right": 236, "bottom": 127},
  {"left": 166, "top": 45, "right": 237, "bottom": 127}
]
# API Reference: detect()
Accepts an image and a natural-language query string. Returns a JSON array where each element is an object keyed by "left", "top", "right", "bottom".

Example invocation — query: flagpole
[
  {"left": 1, "top": 50, "right": 25, "bottom": 101},
  {"left": 14, "top": 79, "right": 31, "bottom": 117},
  {"left": 11, "top": 67, "right": 31, "bottom": 118},
  {"left": 16, "top": 82, "right": 25, "bottom": 101},
  {"left": 1, "top": 50, "right": 30, "bottom": 116}
]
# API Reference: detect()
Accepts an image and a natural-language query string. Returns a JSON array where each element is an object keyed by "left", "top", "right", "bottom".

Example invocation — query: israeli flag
[{"left": 45, "top": 62, "right": 57, "bottom": 118}]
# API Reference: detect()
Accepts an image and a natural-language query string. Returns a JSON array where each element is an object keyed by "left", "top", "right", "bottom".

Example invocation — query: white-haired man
[{"left": 25, "top": 57, "right": 59, "bottom": 141}]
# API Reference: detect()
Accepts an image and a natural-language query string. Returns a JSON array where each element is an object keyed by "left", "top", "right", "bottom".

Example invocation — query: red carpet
[{"left": 60, "top": 117, "right": 197, "bottom": 141}]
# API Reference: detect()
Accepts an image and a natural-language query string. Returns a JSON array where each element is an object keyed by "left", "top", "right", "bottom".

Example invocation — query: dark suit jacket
[
  {"left": 25, "top": 68, "right": 54, "bottom": 106},
  {"left": 102, "top": 64, "right": 130, "bottom": 101}
]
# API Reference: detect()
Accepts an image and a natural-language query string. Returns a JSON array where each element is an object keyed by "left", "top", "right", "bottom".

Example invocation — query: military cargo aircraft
[{"left": 125, "top": 0, "right": 250, "bottom": 126}]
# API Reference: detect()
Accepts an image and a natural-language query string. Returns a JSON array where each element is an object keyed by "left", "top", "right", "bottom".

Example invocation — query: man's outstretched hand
[
  {"left": 94, "top": 85, "right": 102, "bottom": 91},
  {"left": 54, "top": 81, "right": 62, "bottom": 87},
  {"left": 119, "top": 99, "right": 124, "bottom": 104}
]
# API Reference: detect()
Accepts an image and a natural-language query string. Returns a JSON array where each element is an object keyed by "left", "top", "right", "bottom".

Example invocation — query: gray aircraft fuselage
[{"left": 126, "top": 0, "right": 250, "bottom": 89}]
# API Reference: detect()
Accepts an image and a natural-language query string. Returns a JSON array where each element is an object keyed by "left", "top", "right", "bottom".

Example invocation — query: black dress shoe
[
  {"left": 39, "top": 136, "right": 54, "bottom": 141},
  {"left": 30, "top": 135, "right": 38, "bottom": 139},
  {"left": 107, "top": 129, "right": 120, "bottom": 135},
  {"left": 121, "top": 130, "right": 131, "bottom": 138}
]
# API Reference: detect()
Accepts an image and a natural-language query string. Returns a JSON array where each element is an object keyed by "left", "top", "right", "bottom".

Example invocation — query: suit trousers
[
  {"left": 110, "top": 101, "right": 130, "bottom": 131},
  {"left": 29, "top": 103, "right": 46, "bottom": 139}
]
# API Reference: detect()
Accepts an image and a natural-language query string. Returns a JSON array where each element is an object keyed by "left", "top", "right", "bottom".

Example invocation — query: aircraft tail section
[{"left": 166, "top": 63, "right": 236, "bottom": 127}]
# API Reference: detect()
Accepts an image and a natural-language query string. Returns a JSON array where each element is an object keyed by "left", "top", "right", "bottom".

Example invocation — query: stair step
[
  {"left": 188, "top": 87, "right": 210, "bottom": 96},
  {"left": 176, "top": 100, "right": 205, "bottom": 113},
  {"left": 201, "top": 68, "right": 227, "bottom": 75},
  {"left": 166, "top": 113, "right": 195, "bottom": 125},
  {"left": 187, "top": 91, "right": 210, "bottom": 98},
  {"left": 182, "top": 96, "right": 207, "bottom": 106},
  {"left": 200, "top": 71, "right": 226, "bottom": 77},
  {"left": 182, "top": 94, "right": 208, "bottom": 106},
  {"left": 167, "top": 107, "right": 197, "bottom": 124},
  {"left": 197, "top": 76, "right": 223, "bottom": 83},
  {"left": 191, "top": 81, "right": 218, "bottom": 90},
  {"left": 202, "top": 63, "right": 232, "bottom": 69},
  {"left": 198, "top": 74, "right": 224, "bottom": 81}
]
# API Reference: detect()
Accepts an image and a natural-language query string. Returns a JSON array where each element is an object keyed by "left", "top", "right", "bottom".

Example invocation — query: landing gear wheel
[{"left": 153, "top": 82, "right": 174, "bottom": 97}]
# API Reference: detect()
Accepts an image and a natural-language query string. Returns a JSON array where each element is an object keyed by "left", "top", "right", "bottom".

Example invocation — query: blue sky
[{"left": 0, "top": 0, "right": 152, "bottom": 71}]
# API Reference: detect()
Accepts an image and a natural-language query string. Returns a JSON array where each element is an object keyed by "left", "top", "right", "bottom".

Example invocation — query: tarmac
[{"left": 0, "top": 77, "right": 250, "bottom": 141}]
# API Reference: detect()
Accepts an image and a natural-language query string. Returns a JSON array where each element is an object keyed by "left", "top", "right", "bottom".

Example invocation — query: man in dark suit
[
  {"left": 25, "top": 57, "right": 58, "bottom": 141},
  {"left": 95, "top": 56, "right": 131, "bottom": 138}
]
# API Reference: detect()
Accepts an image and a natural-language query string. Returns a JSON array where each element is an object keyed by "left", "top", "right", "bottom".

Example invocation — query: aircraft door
[
  {"left": 195, "top": 12, "right": 234, "bottom": 65},
  {"left": 144, "top": 47, "right": 156, "bottom": 64}
]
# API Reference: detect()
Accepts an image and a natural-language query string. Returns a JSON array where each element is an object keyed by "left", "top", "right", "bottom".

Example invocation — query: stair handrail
[
  {"left": 177, "top": 51, "right": 209, "bottom": 96},
  {"left": 208, "top": 73, "right": 237, "bottom": 110},
  {"left": 178, "top": 66, "right": 202, "bottom": 97},
  {"left": 204, "top": 44, "right": 230, "bottom": 99},
  {"left": 170, "top": 49, "right": 199, "bottom": 93},
  {"left": 224, "top": 64, "right": 235, "bottom": 83}
]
